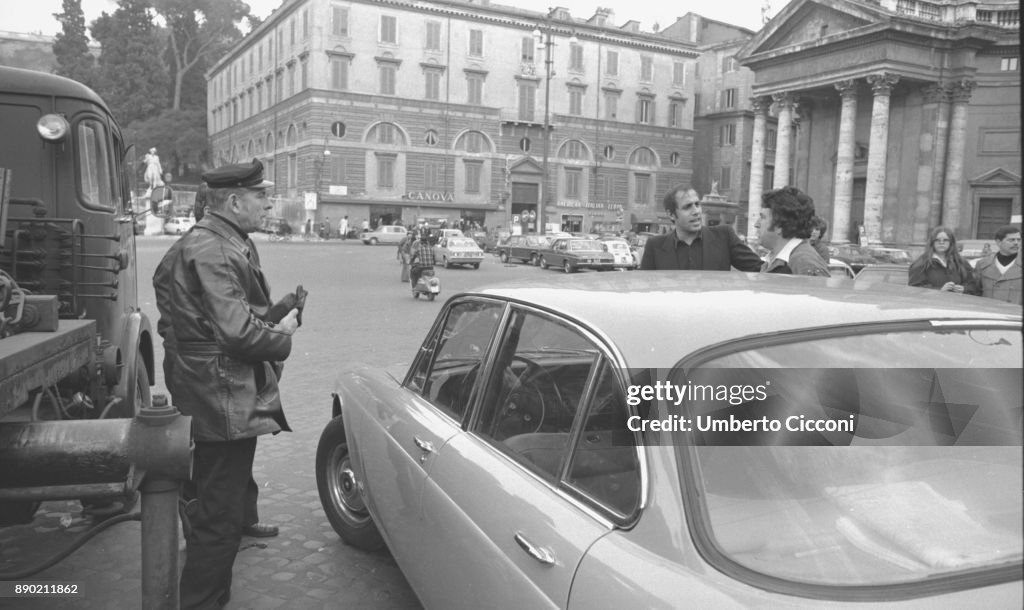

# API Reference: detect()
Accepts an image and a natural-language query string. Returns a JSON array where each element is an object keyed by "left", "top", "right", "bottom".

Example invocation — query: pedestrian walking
[
  {"left": 971, "top": 225, "right": 1021, "bottom": 304},
  {"left": 155, "top": 158, "right": 302, "bottom": 609},
  {"left": 339, "top": 215, "right": 349, "bottom": 240},
  {"left": 756, "top": 187, "right": 831, "bottom": 276},
  {"left": 639, "top": 185, "right": 761, "bottom": 271},
  {"left": 908, "top": 226, "right": 975, "bottom": 293}
]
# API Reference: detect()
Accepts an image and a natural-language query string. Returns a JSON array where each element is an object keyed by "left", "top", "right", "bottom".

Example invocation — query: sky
[{"left": 4, "top": 0, "right": 784, "bottom": 39}]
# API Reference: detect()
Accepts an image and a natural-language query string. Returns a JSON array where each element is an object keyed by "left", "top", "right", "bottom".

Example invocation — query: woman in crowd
[{"left": 908, "top": 226, "right": 976, "bottom": 293}]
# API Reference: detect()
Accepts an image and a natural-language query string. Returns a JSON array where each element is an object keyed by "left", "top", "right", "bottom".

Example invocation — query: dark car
[
  {"left": 539, "top": 237, "right": 615, "bottom": 273},
  {"left": 497, "top": 234, "right": 554, "bottom": 266},
  {"left": 832, "top": 244, "right": 912, "bottom": 273}
]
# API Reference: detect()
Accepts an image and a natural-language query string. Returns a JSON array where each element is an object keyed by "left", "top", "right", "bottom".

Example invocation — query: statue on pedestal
[{"left": 143, "top": 147, "right": 162, "bottom": 194}]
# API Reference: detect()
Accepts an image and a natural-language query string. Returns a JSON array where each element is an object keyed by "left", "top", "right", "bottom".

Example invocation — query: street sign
[{"left": 304, "top": 192, "right": 318, "bottom": 210}]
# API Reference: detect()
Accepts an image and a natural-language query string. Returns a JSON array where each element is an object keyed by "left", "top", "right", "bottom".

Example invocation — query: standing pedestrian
[
  {"left": 756, "top": 186, "right": 831, "bottom": 276},
  {"left": 809, "top": 215, "right": 831, "bottom": 262},
  {"left": 908, "top": 226, "right": 975, "bottom": 293},
  {"left": 339, "top": 215, "right": 350, "bottom": 240},
  {"left": 639, "top": 185, "right": 761, "bottom": 271},
  {"left": 304, "top": 218, "right": 312, "bottom": 239},
  {"left": 971, "top": 225, "right": 1021, "bottom": 304},
  {"left": 157, "top": 158, "right": 301, "bottom": 609}
]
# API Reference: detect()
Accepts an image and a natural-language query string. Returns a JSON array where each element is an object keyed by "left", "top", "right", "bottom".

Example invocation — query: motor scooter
[{"left": 412, "top": 267, "right": 441, "bottom": 301}]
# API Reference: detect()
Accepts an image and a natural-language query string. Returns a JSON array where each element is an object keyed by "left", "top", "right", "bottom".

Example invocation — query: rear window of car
[
  {"left": 671, "top": 326, "right": 1022, "bottom": 594},
  {"left": 447, "top": 238, "right": 475, "bottom": 248},
  {"left": 570, "top": 240, "right": 603, "bottom": 251}
]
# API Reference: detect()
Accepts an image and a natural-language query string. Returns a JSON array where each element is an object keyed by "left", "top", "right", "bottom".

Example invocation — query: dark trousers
[
  {"left": 180, "top": 437, "right": 257, "bottom": 610},
  {"left": 183, "top": 475, "right": 260, "bottom": 527}
]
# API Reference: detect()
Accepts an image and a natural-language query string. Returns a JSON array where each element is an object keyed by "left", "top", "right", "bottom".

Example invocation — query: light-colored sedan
[
  {"left": 315, "top": 273, "right": 1022, "bottom": 608},
  {"left": 601, "top": 238, "right": 636, "bottom": 269},
  {"left": 163, "top": 216, "right": 195, "bottom": 235},
  {"left": 433, "top": 236, "right": 484, "bottom": 269},
  {"left": 360, "top": 225, "right": 408, "bottom": 245}
]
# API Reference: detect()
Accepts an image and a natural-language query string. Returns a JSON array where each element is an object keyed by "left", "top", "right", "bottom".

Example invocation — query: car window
[
  {"left": 406, "top": 300, "right": 504, "bottom": 422},
  {"left": 673, "top": 327, "right": 1022, "bottom": 589}
]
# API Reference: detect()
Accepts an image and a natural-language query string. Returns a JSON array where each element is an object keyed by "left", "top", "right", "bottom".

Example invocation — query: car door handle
[
  {"left": 413, "top": 436, "right": 434, "bottom": 463},
  {"left": 514, "top": 532, "right": 555, "bottom": 565}
]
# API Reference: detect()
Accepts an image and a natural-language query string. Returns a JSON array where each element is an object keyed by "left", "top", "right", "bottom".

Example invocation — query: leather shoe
[{"left": 242, "top": 522, "right": 279, "bottom": 538}]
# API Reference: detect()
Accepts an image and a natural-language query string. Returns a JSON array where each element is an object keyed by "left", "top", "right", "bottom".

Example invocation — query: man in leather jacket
[{"left": 159, "top": 159, "right": 300, "bottom": 609}]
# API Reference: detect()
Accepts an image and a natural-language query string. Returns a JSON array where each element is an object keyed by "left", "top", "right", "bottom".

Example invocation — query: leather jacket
[{"left": 161, "top": 212, "right": 292, "bottom": 441}]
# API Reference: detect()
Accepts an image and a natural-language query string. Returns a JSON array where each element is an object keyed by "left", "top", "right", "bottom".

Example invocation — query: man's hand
[{"left": 277, "top": 308, "right": 300, "bottom": 335}]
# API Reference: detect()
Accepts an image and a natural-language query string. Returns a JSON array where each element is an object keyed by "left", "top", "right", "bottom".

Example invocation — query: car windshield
[
  {"left": 448, "top": 238, "right": 476, "bottom": 248},
  {"left": 569, "top": 240, "right": 603, "bottom": 251},
  {"left": 856, "top": 266, "right": 909, "bottom": 284},
  {"left": 670, "top": 327, "right": 1022, "bottom": 589}
]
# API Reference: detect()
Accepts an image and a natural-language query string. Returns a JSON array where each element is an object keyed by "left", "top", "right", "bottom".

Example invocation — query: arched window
[
  {"left": 368, "top": 122, "right": 408, "bottom": 146},
  {"left": 558, "top": 139, "right": 590, "bottom": 161},
  {"left": 285, "top": 124, "right": 298, "bottom": 147},
  {"left": 455, "top": 130, "right": 493, "bottom": 154},
  {"left": 629, "top": 147, "right": 658, "bottom": 167}
]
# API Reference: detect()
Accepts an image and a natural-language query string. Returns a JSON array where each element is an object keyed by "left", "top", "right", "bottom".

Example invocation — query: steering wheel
[{"left": 494, "top": 355, "right": 565, "bottom": 439}]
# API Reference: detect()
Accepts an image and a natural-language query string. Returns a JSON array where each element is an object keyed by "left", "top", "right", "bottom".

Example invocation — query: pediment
[
  {"left": 739, "top": 0, "right": 886, "bottom": 60},
  {"left": 970, "top": 167, "right": 1022, "bottom": 186},
  {"left": 509, "top": 157, "right": 543, "bottom": 175}
]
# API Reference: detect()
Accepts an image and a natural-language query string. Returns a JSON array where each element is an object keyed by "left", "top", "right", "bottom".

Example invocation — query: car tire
[
  {"left": 444, "top": 257, "right": 451, "bottom": 269},
  {"left": 315, "top": 416, "right": 385, "bottom": 551},
  {"left": 472, "top": 263, "right": 480, "bottom": 269},
  {"left": 413, "top": 291, "right": 420, "bottom": 299},
  {"left": 427, "top": 293, "right": 436, "bottom": 301},
  {"left": 500, "top": 251, "right": 509, "bottom": 263},
  {"left": 563, "top": 260, "right": 574, "bottom": 274},
  {"left": 539, "top": 257, "right": 549, "bottom": 269},
  {"left": 531, "top": 253, "right": 540, "bottom": 266},
  {"left": 369, "top": 237, "right": 379, "bottom": 245}
]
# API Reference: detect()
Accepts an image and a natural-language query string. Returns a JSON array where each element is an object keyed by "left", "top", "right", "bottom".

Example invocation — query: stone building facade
[
  {"left": 738, "top": 0, "right": 1021, "bottom": 246},
  {"left": 207, "top": 0, "right": 699, "bottom": 233}
]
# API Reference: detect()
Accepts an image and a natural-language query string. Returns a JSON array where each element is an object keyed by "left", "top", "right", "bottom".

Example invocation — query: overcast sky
[{"left": 6, "top": 0, "right": 784, "bottom": 38}]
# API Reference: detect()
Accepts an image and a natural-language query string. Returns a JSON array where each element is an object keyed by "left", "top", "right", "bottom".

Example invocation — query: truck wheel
[
  {"left": 315, "top": 416, "right": 384, "bottom": 551},
  {"left": 472, "top": 263, "right": 480, "bottom": 270},
  {"left": 0, "top": 501, "right": 41, "bottom": 526},
  {"left": 111, "top": 353, "right": 151, "bottom": 418}
]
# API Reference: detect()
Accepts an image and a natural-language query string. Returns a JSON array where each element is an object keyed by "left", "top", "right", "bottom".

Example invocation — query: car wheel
[
  {"left": 539, "top": 257, "right": 549, "bottom": 270},
  {"left": 413, "top": 291, "right": 420, "bottom": 299},
  {"left": 563, "top": 260, "right": 574, "bottom": 274},
  {"left": 444, "top": 257, "right": 451, "bottom": 269},
  {"left": 427, "top": 293, "right": 436, "bottom": 301},
  {"left": 369, "top": 237, "right": 378, "bottom": 245},
  {"left": 500, "top": 251, "right": 509, "bottom": 263},
  {"left": 531, "top": 253, "right": 539, "bottom": 266},
  {"left": 472, "top": 263, "right": 480, "bottom": 270},
  {"left": 315, "top": 416, "right": 385, "bottom": 551}
]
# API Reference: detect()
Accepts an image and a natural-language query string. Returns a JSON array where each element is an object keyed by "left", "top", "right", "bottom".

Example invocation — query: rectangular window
[
  {"left": 464, "top": 132, "right": 482, "bottom": 153},
  {"left": 377, "top": 124, "right": 395, "bottom": 144},
  {"left": 380, "top": 64, "right": 396, "bottom": 95},
  {"left": 467, "top": 74, "right": 483, "bottom": 105},
  {"left": 635, "top": 173, "right": 651, "bottom": 204},
  {"left": 518, "top": 83, "right": 536, "bottom": 121},
  {"left": 604, "top": 92, "right": 618, "bottom": 120},
  {"left": 719, "top": 124, "right": 736, "bottom": 145},
  {"left": 288, "top": 153, "right": 297, "bottom": 189},
  {"left": 722, "top": 88, "right": 737, "bottom": 109},
  {"left": 331, "top": 156, "right": 346, "bottom": 184},
  {"left": 673, "top": 61, "right": 685, "bottom": 86},
  {"left": 597, "top": 175, "right": 611, "bottom": 201},
  {"left": 637, "top": 98, "right": 653, "bottom": 124},
  {"left": 521, "top": 37, "right": 535, "bottom": 62},
  {"left": 721, "top": 55, "right": 738, "bottom": 73},
  {"left": 332, "top": 6, "right": 349, "bottom": 36},
  {"left": 464, "top": 161, "right": 482, "bottom": 194},
  {"left": 288, "top": 65, "right": 295, "bottom": 96},
  {"left": 424, "top": 161, "right": 441, "bottom": 189},
  {"left": 569, "top": 43, "right": 583, "bottom": 71},
  {"left": 566, "top": 168, "right": 581, "bottom": 198},
  {"left": 289, "top": 18, "right": 295, "bottom": 46},
  {"left": 425, "top": 70, "right": 441, "bottom": 100},
  {"left": 569, "top": 88, "right": 583, "bottom": 116},
  {"left": 606, "top": 50, "right": 618, "bottom": 76},
  {"left": 766, "top": 128, "right": 777, "bottom": 149},
  {"left": 331, "top": 57, "right": 348, "bottom": 90},
  {"left": 640, "top": 56, "right": 653, "bottom": 81},
  {"left": 300, "top": 59, "right": 307, "bottom": 90},
  {"left": 669, "top": 101, "right": 683, "bottom": 127},
  {"left": 275, "top": 74, "right": 283, "bottom": 103},
  {"left": 1001, "top": 57, "right": 1019, "bottom": 71},
  {"left": 469, "top": 30, "right": 483, "bottom": 57},
  {"left": 377, "top": 154, "right": 395, "bottom": 188},
  {"left": 720, "top": 166, "right": 732, "bottom": 190},
  {"left": 426, "top": 21, "right": 442, "bottom": 50},
  {"left": 380, "top": 15, "right": 397, "bottom": 44},
  {"left": 302, "top": 9, "right": 309, "bottom": 40}
]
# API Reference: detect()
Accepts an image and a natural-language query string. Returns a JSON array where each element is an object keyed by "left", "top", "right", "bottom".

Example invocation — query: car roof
[{"left": 463, "top": 272, "right": 1020, "bottom": 367}]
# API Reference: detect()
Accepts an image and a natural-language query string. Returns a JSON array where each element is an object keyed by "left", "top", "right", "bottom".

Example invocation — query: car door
[
  {"left": 417, "top": 305, "right": 632, "bottom": 608},
  {"left": 370, "top": 299, "right": 506, "bottom": 591}
]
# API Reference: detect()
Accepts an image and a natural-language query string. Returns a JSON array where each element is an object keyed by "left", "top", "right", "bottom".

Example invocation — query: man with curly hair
[{"left": 756, "top": 186, "right": 831, "bottom": 276}]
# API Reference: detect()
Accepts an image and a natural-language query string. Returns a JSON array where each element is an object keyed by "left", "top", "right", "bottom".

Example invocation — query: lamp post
[{"left": 532, "top": 21, "right": 577, "bottom": 235}]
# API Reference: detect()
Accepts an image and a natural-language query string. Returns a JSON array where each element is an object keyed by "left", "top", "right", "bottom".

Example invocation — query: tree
[
  {"left": 52, "top": 0, "right": 96, "bottom": 85},
  {"left": 151, "top": 0, "right": 251, "bottom": 110},
  {"left": 90, "top": 0, "right": 170, "bottom": 125}
]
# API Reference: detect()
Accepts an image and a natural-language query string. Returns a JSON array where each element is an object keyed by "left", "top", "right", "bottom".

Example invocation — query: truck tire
[{"left": 315, "top": 416, "right": 385, "bottom": 551}]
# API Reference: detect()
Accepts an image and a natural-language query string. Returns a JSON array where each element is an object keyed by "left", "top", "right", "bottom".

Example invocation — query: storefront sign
[
  {"left": 407, "top": 190, "right": 455, "bottom": 202},
  {"left": 328, "top": 185, "right": 348, "bottom": 196},
  {"left": 558, "top": 200, "right": 609, "bottom": 210}
]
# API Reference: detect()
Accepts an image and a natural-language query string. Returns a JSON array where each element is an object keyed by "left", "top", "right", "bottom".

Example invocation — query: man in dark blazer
[{"left": 640, "top": 185, "right": 762, "bottom": 271}]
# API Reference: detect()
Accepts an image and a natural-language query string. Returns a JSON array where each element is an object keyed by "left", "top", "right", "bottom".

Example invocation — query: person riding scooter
[{"left": 408, "top": 232, "right": 436, "bottom": 288}]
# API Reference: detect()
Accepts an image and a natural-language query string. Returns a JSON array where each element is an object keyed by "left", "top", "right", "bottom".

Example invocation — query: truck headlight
[{"left": 37, "top": 114, "right": 70, "bottom": 142}]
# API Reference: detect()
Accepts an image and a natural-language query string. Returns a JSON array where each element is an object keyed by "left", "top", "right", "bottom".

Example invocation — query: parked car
[
  {"left": 828, "top": 258, "right": 856, "bottom": 279},
  {"left": 361, "top": 225, "right": 408, "bottom": 245},
  {"left": 437, "top": 228, "right": 464, "bottom": 240},
  {"left": 163, "top": 215, "right": 195, "bottom": 235},
  {"left": 315, "top": 272, "right": 1022, "bottom": 608},
  {"left": 832, "top": 245, "right": 912, "bottom": 273},
  {"left": 496, "top": 234, "right": 553, "bottom": 266},
  {"left": 854, "top": 263, "right": 911, "bottom": 285},
  {"left": 434, "top": 236, "right": 484, "bottom": 269},
  {"left": 539, "top": 238, "right": 615, "bottom": 273},
  {"left": 628, "top": 232, "right": 658, "bottom": 266},
  {"left": 468, "top": 230, "right": 489, "bottom": 251},
  {"left": 600, "top": 238, "right": 636, "bottom": 269},
  {"left": 261, "top": 217, "right": 293, "bottom": 240}
]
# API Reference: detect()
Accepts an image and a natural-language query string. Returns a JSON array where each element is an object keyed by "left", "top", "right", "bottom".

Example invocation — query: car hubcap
[{"left": 328, "top": 447, "right": 370, "bottom": 524}]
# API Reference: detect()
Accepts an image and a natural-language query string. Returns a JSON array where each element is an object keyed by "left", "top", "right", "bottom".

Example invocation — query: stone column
[
  {"left": 942, "top": 79, "right": 976, "bottom": 232},
  {"left": 915, "top": 82, "right": 951, "bottom": 241},
  {"left": 746, "top": 96, "right": 771, "bottom": 242},
  {"left": 928, "top": 83, "right": 953, "bottom": 229},
  {"left": 832, "top": 79, "right": 858, "bottom": 245},
  {"left": 772, "top": 92, "right": 796, "bottom": 188},
  {"left": 862, "top": 73, "right": 899, "bottom": 246}
]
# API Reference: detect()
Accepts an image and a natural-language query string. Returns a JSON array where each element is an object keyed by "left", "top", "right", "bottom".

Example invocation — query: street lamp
[{"left": 533, "top": 21, "right": 577, "bottom": 235}]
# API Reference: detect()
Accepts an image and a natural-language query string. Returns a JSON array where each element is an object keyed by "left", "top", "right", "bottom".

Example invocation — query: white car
[
  {"left": 433, "top": 236, "right": 484, "bottom": 269},
  {"left": 361, "top": 225, "right": 408, "bottom": 245},
  {"left": 601, "top": 238, "right": 636, "bottom": 270},
  {"left": 163, "top": 216, "right": 195, "bottom": 235}
]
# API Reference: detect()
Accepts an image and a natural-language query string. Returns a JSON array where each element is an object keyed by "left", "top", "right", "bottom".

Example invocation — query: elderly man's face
[
  {"left": 231, "top": 187, "right": 271, "bottom": 233},
  {"left": 996, "top": 231, "right": 1021, "bottom": 257},
  {"left": 671, "top": 189, "right": 702, "bottom": 236}
]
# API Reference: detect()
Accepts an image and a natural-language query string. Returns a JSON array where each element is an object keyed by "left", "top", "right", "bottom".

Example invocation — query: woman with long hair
[{"left": 908, "top": 226, "right": 976, "bottom": 293}]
